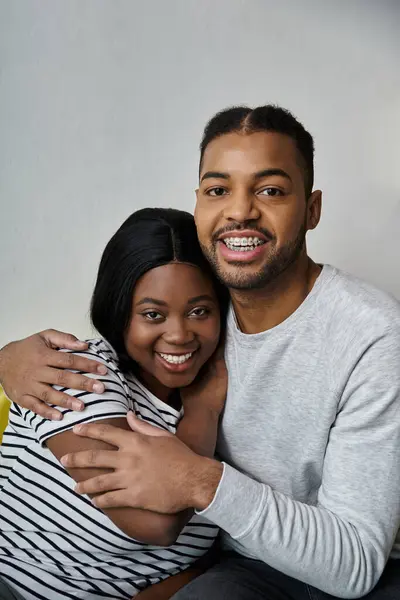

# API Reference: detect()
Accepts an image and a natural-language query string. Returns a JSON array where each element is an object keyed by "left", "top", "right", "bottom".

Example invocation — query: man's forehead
[{"left": 200, "top": 131, "right": 299, "bottom": 175}]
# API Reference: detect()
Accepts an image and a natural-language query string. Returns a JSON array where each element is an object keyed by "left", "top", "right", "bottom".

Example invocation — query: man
[{"left": 1, "top": 105, "right": 400, "bottom": 599}]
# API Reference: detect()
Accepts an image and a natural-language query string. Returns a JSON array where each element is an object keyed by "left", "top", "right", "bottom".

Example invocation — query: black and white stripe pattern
[{"left": 0, "top": 339, "right": 218, "bottom": 599}]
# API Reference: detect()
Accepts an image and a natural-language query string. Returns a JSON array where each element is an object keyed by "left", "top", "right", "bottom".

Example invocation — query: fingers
[
  {"left": 72, "top": 421, "right": 134, "bottom": 448},
  {"left": 127, "top": 412, "right": 173, "bottom": 438},
  {"left": 74, "top": 472, "right": 123, "bottom": 496},
  {"left": 92, "top": 490, "right": 130, "bottom": 510},
  {"left": 40, "top": 366, "right": 105, "bottom": 394},
  {"left": 36, "top": 382, "right": 85, "bottom": 412},
  {"left": 40, "top": 329, "right": 88, "bottom": 351},
  {"left": 18, "top": 395, "right": 64, "bottom": 421},
  {"left": 61, "top": 448, "right": 121, "bottom": 470},
  {"left": 49, "top": 351, "right": 108, "bottom": 377}
]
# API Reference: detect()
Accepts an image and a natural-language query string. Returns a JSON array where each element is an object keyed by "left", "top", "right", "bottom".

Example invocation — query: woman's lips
[{"left": 155, "top": 351, "right": 196, "bottom": 373}]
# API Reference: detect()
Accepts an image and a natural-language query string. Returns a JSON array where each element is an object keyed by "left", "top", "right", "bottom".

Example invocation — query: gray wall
[{"left": 1, "top": 0, "right": 399, "bottom": 346}]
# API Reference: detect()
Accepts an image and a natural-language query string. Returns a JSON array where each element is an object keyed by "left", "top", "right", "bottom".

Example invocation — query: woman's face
[{"left": 124, "top": 262, "right": 221, "bottom": 401}]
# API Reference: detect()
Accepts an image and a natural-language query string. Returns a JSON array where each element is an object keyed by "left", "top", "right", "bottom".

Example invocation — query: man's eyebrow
[
  {"left": 200, "top": 171, "right": 230, "bottom": 183},
  {"left": 254, "top": 169, "right": 292, "bottom": 182},
  {"left": 200, "top": 169, "right": 292, "bottom": 183},
  {"left": 136, "top": 297, "right": 168, "bottom": 307},
  {"left": 187, "top": 295, "right": 215, "bottom": 304}
]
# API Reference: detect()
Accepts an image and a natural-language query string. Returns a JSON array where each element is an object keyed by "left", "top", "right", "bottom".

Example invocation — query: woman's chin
[{"left": 160, "top": 372, "right": 196, "bottom": 389}]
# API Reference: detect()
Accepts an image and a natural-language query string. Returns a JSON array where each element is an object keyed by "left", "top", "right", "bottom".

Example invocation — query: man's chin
[{"left": 215, "top": 265, "right": 269, "bottom": 290}]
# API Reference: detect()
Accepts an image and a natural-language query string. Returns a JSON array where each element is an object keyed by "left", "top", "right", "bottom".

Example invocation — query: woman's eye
[
  {"left": 207, "top": 187, "right": 227, "bottom": 197},
  {"left": 143, "top": 311, "right": 163, "bottom": 321},
  {"left": 259, "top": 187, "right": 283, "bottom": 197},
  {"left": 189, "top": 307, "right": 209, "bottom": 318}
]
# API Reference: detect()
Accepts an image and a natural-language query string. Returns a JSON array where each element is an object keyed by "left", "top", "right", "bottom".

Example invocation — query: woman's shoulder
[{"left": 83, "top": 338, "right": 119, "bottom": 364}]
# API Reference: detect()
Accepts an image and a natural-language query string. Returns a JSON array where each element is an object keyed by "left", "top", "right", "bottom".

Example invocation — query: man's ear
[{"left": 307, "top": 190, "right": 322, "bottom": 231}]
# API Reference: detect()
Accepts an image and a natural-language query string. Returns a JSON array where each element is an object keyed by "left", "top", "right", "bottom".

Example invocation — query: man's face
[{"left": 195, "top": 131, "right": 320, "bottom": 290}]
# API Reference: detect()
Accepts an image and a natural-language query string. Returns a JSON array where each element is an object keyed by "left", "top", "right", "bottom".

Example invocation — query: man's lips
[
  {"left": 217, "top": 229, "right": 269, "bottom": 242},
  {"left": 217, "top": 240, "right": 268, "bottom": 262},
  {"left": 216, "top": 230, "right": 271, "bottom": 263}
]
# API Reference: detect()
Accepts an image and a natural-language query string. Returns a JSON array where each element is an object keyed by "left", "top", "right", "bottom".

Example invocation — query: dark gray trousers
[
  {"left": 171, "top": 552, "right": 400, "bottom": 600},
  {"left": 0, "top": 578, "right": 25, "bottom": 600}
]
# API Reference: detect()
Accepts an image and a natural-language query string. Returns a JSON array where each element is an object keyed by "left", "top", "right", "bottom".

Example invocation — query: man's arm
[
  {"left": 63, "top": 326, "right": 400, "bottom": 598},
  {"left": 0, "top": 330, "right": 106, "bottom": 419},
  {"left": 193, "top": 327, "right": 400, "bottom": 598},
  {"left": 47, "top": 418, "right": 191, "bottom": 547}
]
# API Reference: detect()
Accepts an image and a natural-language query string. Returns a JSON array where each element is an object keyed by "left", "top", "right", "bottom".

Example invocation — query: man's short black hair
[{"left": 199, "top": 105, "right": 315, "bottom": 198}]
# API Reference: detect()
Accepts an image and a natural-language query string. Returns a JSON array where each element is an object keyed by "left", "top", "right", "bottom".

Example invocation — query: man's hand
[
  {"left": 61, "top": 412, "right": 223, "bottom": 513},
  {"left": 0, "top": 330, "right": 107, "bottom": 420}
]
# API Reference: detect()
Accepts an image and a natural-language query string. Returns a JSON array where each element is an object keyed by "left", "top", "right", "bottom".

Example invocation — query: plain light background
[{"left": 1, "top": 0, "right": 399, "bottom": 347}]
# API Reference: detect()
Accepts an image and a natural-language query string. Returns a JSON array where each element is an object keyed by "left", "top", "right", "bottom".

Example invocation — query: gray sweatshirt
[{"left": 199, "top": 265, "right": 400, "bottom": 598}]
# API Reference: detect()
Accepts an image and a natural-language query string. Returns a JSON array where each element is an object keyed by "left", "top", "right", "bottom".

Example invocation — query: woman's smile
[{"left": 124, "top": 262, "right": 221, "bottom": 401}]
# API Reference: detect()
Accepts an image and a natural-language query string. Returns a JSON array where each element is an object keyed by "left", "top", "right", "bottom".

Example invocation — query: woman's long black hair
[{"left": 91, "top": 208, "right": 229, "bottom": 371}]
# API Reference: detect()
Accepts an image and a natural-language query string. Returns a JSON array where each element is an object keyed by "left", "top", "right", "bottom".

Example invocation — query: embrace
[{"left": 0, "top": 105, "right": 399, "bottom": 600}]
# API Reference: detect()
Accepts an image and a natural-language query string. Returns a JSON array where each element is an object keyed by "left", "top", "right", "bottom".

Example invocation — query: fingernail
[
  {"left": 97, "top": 365, "right": 107, "bottom": 375},
  {"left": 74, "top": 484, "right": 81, "bottom": 493},
  {"left": 72, "top": 401, "right": 84, "bottom": 411},
  {"left": 60, "top": 455, "right": 68, "bottom": 466},
  {"left": 93, "top": 382, "right": 104, "bottom": 393},
  {"left": 73, "top": 341, "right": 87, "bottom": 347},
  {"left": 54, "top": 412, "right": 63, "bottom": 421},
  {"left": 73, "top": 424, "right": 83, "bottom": 433}
]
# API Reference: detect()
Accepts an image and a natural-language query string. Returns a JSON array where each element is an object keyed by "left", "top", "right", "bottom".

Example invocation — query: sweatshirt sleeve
[{"left": 197, "top": 327, "right": 400, "bottom": 598}]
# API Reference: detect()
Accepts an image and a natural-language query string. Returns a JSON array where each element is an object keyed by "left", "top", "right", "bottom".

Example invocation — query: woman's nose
[{"left": 163, "top": 320, "right": 195, "bottom": 346}]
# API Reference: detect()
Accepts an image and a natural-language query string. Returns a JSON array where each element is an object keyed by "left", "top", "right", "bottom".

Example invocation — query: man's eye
[
  {"left": 143, "top": 311, "right": 162, "bottom": 321},
  {"left": 207, "top": 187, "right": 227, "bottom": 197},
  {"left": 259, "top": 187, "right": 283, "bottom": 197}
]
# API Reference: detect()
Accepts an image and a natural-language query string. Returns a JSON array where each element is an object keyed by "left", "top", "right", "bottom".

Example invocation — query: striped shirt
[{"left": 0, "top": 339, "right": 218, "bottom": 600}]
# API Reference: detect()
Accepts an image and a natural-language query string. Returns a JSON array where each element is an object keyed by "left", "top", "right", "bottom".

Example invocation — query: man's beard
[{"left": 200, "top": 223, "right": 307, "bottom": 291}]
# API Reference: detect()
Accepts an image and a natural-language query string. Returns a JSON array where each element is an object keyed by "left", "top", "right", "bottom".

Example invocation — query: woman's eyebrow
[
  {"left": 187, "top": 295, "right": 215, "bottom": 304},
  {"left": 136, "top": 297, "right": 168, "bottom": 307}
]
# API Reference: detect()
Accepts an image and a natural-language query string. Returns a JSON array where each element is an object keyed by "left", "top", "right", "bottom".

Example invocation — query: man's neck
[{"left": 230, "top": 255, "right": 322, "bottom": 334}]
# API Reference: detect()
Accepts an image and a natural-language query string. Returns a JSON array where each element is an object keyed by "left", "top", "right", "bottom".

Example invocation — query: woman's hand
[
  {"left": 180, "top": 344, "right": 227, "bottom": 417},
  {"left": 0, "top": 330, "right": 107, "bottom": 420}
]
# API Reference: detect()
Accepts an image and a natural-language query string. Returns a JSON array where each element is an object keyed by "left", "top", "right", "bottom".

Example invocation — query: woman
[{"left": 0, "top": 208, "right": 228, "bottom": 600}]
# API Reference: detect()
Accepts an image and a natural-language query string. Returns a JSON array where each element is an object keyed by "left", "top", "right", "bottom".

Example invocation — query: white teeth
[
  {"left": 159, "top": 352, "right": 193, "bottom": 365},
  {"left": 223, "top": 236, "right": 265, "bottom": 251}
]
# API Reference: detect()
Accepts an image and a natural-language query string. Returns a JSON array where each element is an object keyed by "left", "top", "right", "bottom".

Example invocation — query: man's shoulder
[{"left": 320, "top": 265, "right": 400, "bottom": 335}]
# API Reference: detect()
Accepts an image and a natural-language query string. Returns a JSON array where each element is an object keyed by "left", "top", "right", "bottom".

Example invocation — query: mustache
[{"left": 212, "top": 224, "right": 274, "bottom": 243}]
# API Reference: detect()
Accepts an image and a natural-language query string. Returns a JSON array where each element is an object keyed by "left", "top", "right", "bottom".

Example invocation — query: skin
[
  {"left": 0, "top": 130, "right": 323, "bottom": 598},
  {"left": 195, "top": 131, "right": 322, "bottom": 334},
  {"left": 124, "top": 263, "right": 220, "bottom": 403},
  {"left": 47, "top": 262, "right": 223, "bottom": 547},
  {"left": 60, "top": 131, "right": 323, "bottom": 515}
]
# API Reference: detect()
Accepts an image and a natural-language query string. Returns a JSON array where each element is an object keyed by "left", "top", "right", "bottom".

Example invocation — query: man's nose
[{"left": 223, "top": 190, "right": 260, "bottom": 223}]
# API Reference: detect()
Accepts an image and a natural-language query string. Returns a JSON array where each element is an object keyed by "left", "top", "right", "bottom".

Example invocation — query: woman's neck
[{"left": 135, "top": 368, "right": 181, "bottom": 410}]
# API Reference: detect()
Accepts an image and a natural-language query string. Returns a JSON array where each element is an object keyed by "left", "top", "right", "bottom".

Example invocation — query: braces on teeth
[{"left": 223, "top": 237, "right": 265, "bottom": 251}]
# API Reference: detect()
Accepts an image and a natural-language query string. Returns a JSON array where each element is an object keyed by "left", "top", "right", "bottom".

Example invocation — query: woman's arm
[
  {"left": 46, "top": 417, "right": 191, "bottom": 547},
  {"left": 176, "top": 348, "right": 227, "bottom": 458},
  {"left": 0, "top": 330, "right": 106, "bottom": 419}
]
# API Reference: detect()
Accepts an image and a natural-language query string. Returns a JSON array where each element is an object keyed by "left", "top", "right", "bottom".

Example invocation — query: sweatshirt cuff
[{"left": 195, "top": 462, "right": 267, "bottom": 539}]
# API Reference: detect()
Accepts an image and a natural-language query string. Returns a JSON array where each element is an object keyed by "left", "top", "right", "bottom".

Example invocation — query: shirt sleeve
[
  {"left": 197, "top": 326, "right": 400, "bottom": 598},
  {"left": 23, "top": 345, "right": 130, "bottom": 447}
]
